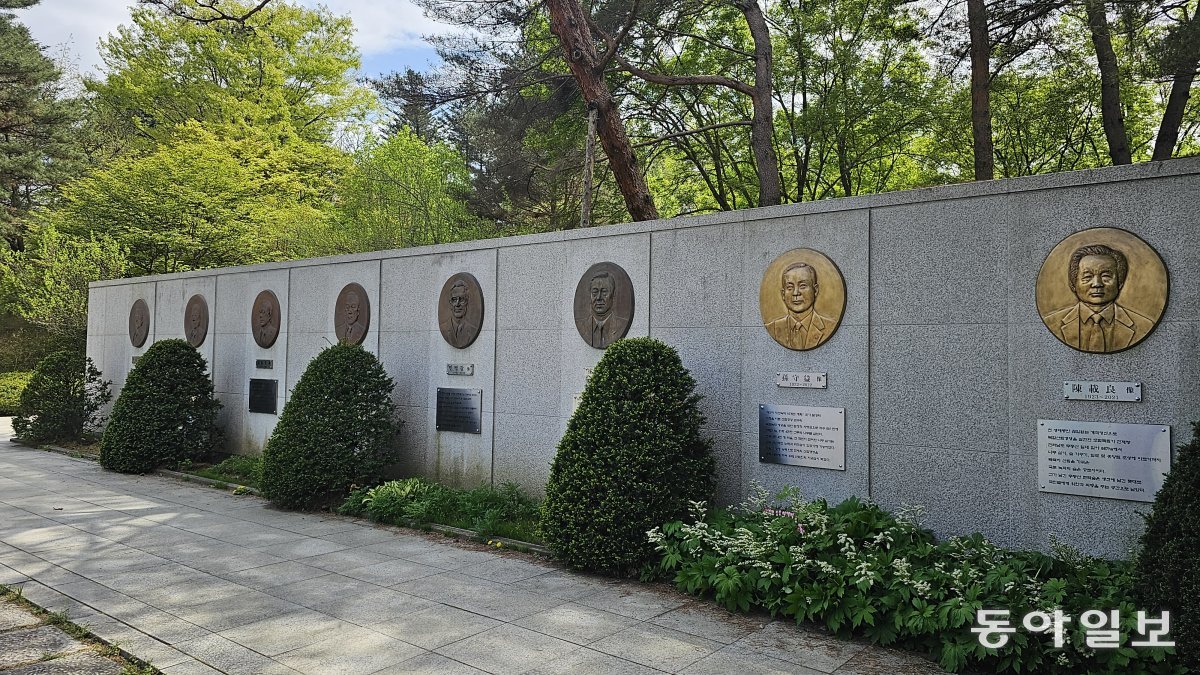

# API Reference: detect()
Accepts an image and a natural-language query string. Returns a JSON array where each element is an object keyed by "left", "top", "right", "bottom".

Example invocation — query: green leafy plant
[
  {"left": 260, "top": 343, "right": 397, "bottom": 509},
  {"left": 653, "top": 486, "right": 1180, "bottom": 674},
  {"left": 1135, "top": 422, "right": 1200, "bottom": 669},
  {"left": 0, "top": 370, "right": 32, "bottom": 416},
  {"left": 185, "top": 454, "right": 262, "bottom": 488},
  {"left": 99, "top": 339, "right": 221, "bottom": 474},
  {"left": 12, "top": 351, "right": 111, "bottom": 443},
  {"left": 340, "top": 477, "right": 542, "bottom": 542},
  {"left": 539, "top": 337, "right": 715, "bottom": 576}
]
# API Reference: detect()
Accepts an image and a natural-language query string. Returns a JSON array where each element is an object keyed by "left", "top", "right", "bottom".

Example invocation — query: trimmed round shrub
[
  {"left": 0, "top": 371, "right": 32, "bottom": 416},
  {"left": 100, "top": 339, "right": 221, "bottom": 474},
  {"left": 260, "top": 343, "right": 397, "bottom": 510},
  {"left": 539, "top": 337, "right": 715, "bottom": 576},
  {"left": 13, "top": 351, "right": 111, "bottom": 443},
  {"left": 1135, "top": 422, "right": 1200, "bottom": 668}
]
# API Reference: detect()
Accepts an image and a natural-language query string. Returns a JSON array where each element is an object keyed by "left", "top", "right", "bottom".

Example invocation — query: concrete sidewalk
[{"left": 0, "top": 433, "right": 943, "bottom": 674}]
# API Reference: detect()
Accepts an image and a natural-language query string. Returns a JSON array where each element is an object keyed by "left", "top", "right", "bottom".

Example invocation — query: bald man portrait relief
[
  {"left": 765, "top": 262, "right": 835, "bottom": 350},
  {"left": 1041, "top": 244, "right": 1153, "bottom": 353}
]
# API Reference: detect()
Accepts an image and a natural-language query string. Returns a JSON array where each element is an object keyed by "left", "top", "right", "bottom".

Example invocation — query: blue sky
[{"left": 14, "top": 0, "right": 449, "bottom": 79}]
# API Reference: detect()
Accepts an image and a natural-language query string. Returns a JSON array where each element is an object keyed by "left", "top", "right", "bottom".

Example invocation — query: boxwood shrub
[
  {"left": 100, "top": 339, "right": 221, "bottom": 473},
  {"left": 0, "top": 371, "right": 32, "bottom": 416},
  {"left": 540, "top": 337, "right": 715, "bottom": 576},
  {"left": 13, "top": 351, "right": 111, "bottom": 443},
  {"left": 1135, "top": 423, "right": 1200, "bottom": 668},
  {"left": 260, "top": 343, "right": 397, "bottom": 510}
]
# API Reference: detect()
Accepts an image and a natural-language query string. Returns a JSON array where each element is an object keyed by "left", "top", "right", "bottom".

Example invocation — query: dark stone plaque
[
  {"left": 436, "top": 387, "right": 483, "bottom": 434},
  {"left": 438, "top": 272, "right": 484, "bottom": 349},
  {"left": 184, "top": 294, "right": 209, "bottom": 347},
  {"left": 255, "top": 359, "right": 273, "bottom": 370},
  {"left": 251, "top": 289, "right": 281, "bottom": 349},
  {"left": 334, "top": 282, "right": 370, "bottom": 345},
  {"left": 128, "top": 299, "right": 150, "bottom": 347},
  {"left": 573, "top": 262, "right": 634, "bottom": 349},
  {"left": 248, "top": 379, "right": 278, "bottom": 415}
]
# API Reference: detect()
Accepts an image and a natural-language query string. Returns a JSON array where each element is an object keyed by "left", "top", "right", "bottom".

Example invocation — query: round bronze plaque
[
  {"left": 128, "top": 299, "right": 150, "bottom": 347},
  {"left": 759, "top": 248, "right": 846, "bottom": 351},
  {"left": 334, "top": 282, "right": 371, "bottom": 345},
  {"left": 438, "top": 273, "right": 484, "bottom": 349},
  {"left": 184, "top": 294, "right": 209, "bottom": 347},
  {"left": 251, "top": 289, "right": 281, "bottom": 349},
  {"left": 573, "top": 262, "right": 634, "bottom": 349},
  {"left": 1036, "top": 227, "right": 1167, "bottom": 354}
]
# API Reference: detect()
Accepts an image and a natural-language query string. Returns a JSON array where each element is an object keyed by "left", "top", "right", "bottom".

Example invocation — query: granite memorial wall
[{"left": 86, "top": 159, "right": 1200, "bottom": 558}]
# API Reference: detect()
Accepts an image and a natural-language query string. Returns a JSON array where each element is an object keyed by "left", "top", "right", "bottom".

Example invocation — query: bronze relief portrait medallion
[
  {"left": 251, "top": 289, "right": 281, "bottom": 349},
  {"left": 573, "top": 262, "right": 634, "bottom": 349},
  {"left": 1036, "top": 227, "right": 1167, "bottom": 354},
  {"left": 334, "top": 282, "right": 371, "bottom": 345},
  {"left": 184, "top": 294, "right": 209, "bottom": 347},
  {"left": 759, "top": 248, "right": 846, "bottom": 351},
  {"left": 438, "top": 272, "right": 484, "bottom": 349},
  {"left": 128, "top": 298, "right": 150, "bottom": 347}
]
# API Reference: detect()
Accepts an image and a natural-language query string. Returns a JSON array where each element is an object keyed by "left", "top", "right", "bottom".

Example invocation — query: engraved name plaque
[
  {"left": 436, "top": 387, "right": 483, "bottom": 434},
  {"left": 248, "top": 379, "right": 278, "bottom": 415},
  {"left": 1038, "top": 419, "right": 1171, "bottom": 502},
  {"left": 1063, "top": 381, "right": 1141, "bottom": 402},
  {"left": 776, "top": 372, "right": 827, "bottom": 389},
  {"left": 446, "top": 363, "right": 475, "bottom": 376},
  {"left": 256, "top": 359, "right": 274, "bottom": 370},
  {"left": 759, "top": 404, "right": 845, "bottom": 470}
]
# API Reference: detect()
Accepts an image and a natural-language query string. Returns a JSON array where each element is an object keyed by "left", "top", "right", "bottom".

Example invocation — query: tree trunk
[
  {"left": 967, "top": 0, "right": 995, "bottom": 180},
  {"left": 545, "top": 0, "right": 659, "bottom": 221},
  {"left": 741, "top": 0, "right": 782, "bottom": 206},
  {"left": 1153, "top": 69, "right": 1195, "bottom": 161},
  {"left": 581, "top": 107, "right": 597, "bottom": 227},
  {"left": 1084, "top": 0, "right": 1132, "bottom": 165}
]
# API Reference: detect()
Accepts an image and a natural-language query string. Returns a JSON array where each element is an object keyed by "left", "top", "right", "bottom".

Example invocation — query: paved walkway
[
  {"left": 0, "top": 595, "right": 124, "bottom": 674},
  {"left": 0, "top": 430, "right": 944, "bottom": 674}
]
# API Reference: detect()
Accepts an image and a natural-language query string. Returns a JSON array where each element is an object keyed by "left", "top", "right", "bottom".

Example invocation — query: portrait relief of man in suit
[
  {"left": 251, "top": 290, "right": 281, "bottom": 349},
  {"left": 573, "top": 262, "right": 634, "bottom": 350},
  {"left": 334, "top": 283, "right": 370, "bottom": 346},
  {"left": 765, "top": 262, "right": 836, "bottom": 351},
  {"left": 1041, "top": 244, "right": 1153, "bottom": 353},
  {"left": 184, "top": 295, "right": 208, "bottom": 347},
  {"left": 128, "top": 299, "right": 149, "bottom": 347},
  {"left": 438, "top": 275, "right": 483, "bottom": 349}
]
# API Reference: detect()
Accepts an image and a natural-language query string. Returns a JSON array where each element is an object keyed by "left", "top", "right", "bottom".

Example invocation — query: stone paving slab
[
  {"left": 0, "top": 626, "right": 84, "bottom": 668},
  {"left": 0, "top": 438, "right": 949, "bottom": 674},
  {"left": 3, "top": 653, "right": 122, "bottom": 675}
]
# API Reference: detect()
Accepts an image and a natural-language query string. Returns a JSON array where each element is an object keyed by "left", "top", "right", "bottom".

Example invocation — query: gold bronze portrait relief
[
  {"left": 184, "top": 295, "right": 209, "bottom": 348},
  {"left": 1036, "top": 227, "right": 1167, "bottom": 354},
  {"left": 438, "top": 273, "right": 484, "bottom": 349},
  {"left": 573, "top": 262, "right": 634, "bottom": 350},
  {"left": 759, "top": 248, "right": 846, "bottom": 352},
  {"left": 128, "top": 299, "right": 150, "bottom": 347},
  {"left": 334, "top": 283, "right": 371, "bottom": 345},
  {"left": 251, "top": 290, "right": 281, "bottom": 349}
]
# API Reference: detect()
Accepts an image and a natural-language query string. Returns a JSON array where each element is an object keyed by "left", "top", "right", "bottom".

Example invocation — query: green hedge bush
[
  {"left": 100, "top": 339, "right": 221, "bottom": 473},
  {"left": 1135, "top": 422, "right": 1200, "bottom": 668},
  {"left": 0, "top": 371, "right": 32, "bottom": 416},
  {"left": 13, "top": 351, "right": 111, "bottom": 443},
  {"left": 653, "top": 487, "right": 1179, "bottom": 674},
  {"left": 260, "top": 343, "right": 397, "bottom": 509},
  {"left": 539, "top": 337, "right": 715, "bottom": 576}
]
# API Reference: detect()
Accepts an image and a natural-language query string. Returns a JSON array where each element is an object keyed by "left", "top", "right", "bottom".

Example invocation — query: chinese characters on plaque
[
  {"left": 758, "top": 404, "right": 845, "bottom": 470},
  {"left": 1063, "top": 381, "right": 1141, "bottom": 402},
  {"left": 1038, "top": 419, "right": 1171, "bottom": 502},
  {"left": 776, "top": 372, "right": 827, "bottom": 389}
]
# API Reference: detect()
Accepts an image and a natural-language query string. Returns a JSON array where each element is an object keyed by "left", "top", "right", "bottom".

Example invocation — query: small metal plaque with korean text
[
  {"left": 436, "top": 387, "right": 483, "bottom": 434},
  {"left": 758, "top": 404, "right": 845, "bottom": 470},
  {"left": 255, "top": 359, "right": 273, "bottom": 370},
  {"left": 1038, "top": 419, "right": 1170, "bottom": 502},
  {"left": 776, "top": 372, "right": 827, "bottom": 389},
  {"left": 248, "top": 379, "right": 278, "bottom": 415},
  {"left": 446, "top": 363, "right": 475, "bottom": 376},
  {"left": 1063, "top": 381, "right": 1141, "bottom": 402}
]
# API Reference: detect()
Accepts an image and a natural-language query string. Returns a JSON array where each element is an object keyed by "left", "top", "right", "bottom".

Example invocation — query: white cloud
[{"left": 304, "top": 0, "right": 455, "bottom": 55}]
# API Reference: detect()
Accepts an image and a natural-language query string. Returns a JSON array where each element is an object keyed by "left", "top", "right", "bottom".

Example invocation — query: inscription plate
[
  {"left": 248, "top": 379, "right": 278, "bottom": 415},
  {"left": 436, "top": 387, "right": 483, "bottom": 434},
  {"left": 1063, "top": 381, "right": 1141, "bottom": 402},
  {"left": 1038, "top": 419, "right": 1170, "bottom": 502},
  {"left": 776, "top": 372, "right": 827, "bottom": 389},
  {"left": 256, "top": 359, "right": 274, "bottom": 370},
  {"left": 446, "top": 363, "right": 475, "bottom": 376},
  {"left": 759, "top": 404, "right": 845, "bottom": 470}
]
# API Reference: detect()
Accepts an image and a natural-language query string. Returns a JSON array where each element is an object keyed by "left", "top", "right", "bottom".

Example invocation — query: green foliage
[
  {"left": 260, "top": 343, "right": 397, "bottom": 509},
  {"left": 100, "top": 339, "right": 221, "bottom": 474},
  {"left": 654, "top": 487, "right": 1180, "bottom": 674},
  {"left": 1135, "top": 422, "right": 1200, "bottom": 669},
  {"left": 539, "top": 337, "right": 715, "bottom": 576},
  {"left": 187, "top": 454, "right": 262, "bottom": 488},
  {"left": 339, "top": 477, "right": 542, "bottom": 542},
  {"left": 12, "top": 351, "right": 110, "bottom": 443},
  {"left": 0, "top": 370, "right": 31, "bottom": 416}
]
